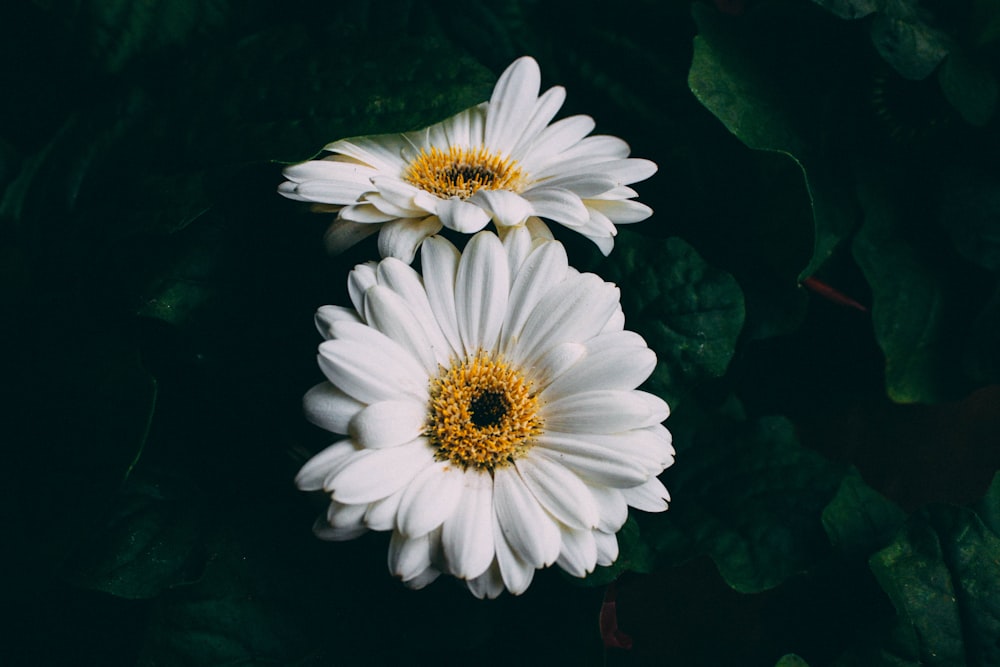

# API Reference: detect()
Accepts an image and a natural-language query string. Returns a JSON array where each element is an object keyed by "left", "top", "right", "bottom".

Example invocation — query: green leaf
[
  {"left": 938, "top": 50, "right": 999, "bottom": 126},
  {"left": 61, "top": 477, "right": 205, "bottom": 599},
  {"left": 939, "top": 166, "right": 1000, "bottom": 271},
  {"left": 868, "top": 500, "right": 1000, "bottom": 665},
  {"left": 869, "top": 11, "right": 950, "bottom": 80},
  {"left": 587, "top": 231, "right": 745, "bottom": 408},
  {"left": 688, "top": 3, "right": 861, "bottom": 280},
  {"left": 851, "top": 175, "right": 969, "bottom": 403},
  {"left": 810, "top": 0, "right": 880, "bottom": 19},
  {"left": 580, "top": 517, "right": 654, "bottom": 586},
  {"left": 40, "top": 0, "right": 231, "bottom": 73},
  {"left": 822, "top": 468, "right": 907, "bottom": 561},
  {"left": 775, "top": 654, "right": 811, "bottom": 667},
  {"left": 649, "top": 413, "right": 844, "bottom": 593}
]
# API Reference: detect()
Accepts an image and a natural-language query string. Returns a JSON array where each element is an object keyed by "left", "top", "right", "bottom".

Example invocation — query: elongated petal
[
  {"left": 516, "top": 453, "right": 599, "bottom": 530},
  {"left": 328, "top": 438, "right": 435, "bottom": 504},
  {"left": 533, "top": 434, "right": 649, "bottom": 487},
  {"left": 339, "top": 203, "right": 397, "bottom": 223},
  {"left": 455, "top": 231, "right": 509, "bottom": 355},
  {"left": 375, "top": 255, "right": 454, "bottom": 363},
  {"left": 541, "top": 346, "right": 656, "bottom": 400},
  {"left": 493, "top": 466, "right": 561, "bottom": 567},
  {"left": 468, "top": 189, "right": 534, "bottom": 227},
  {"left": 524, "top": 187, "right": 589, "bottom": 227},
  {"left": 437, "top": 197, "right": 491, "bottom": 233},
  {"left": 313, "top": 515, "right": 368, "bottom": 542},
  {"left": 326, "top": 135, "right": 410, "bottom": 173},
  {"left": 485, "top": 56, "right": 541, "bottom": 156},
  {"left": 493, "top": 510, "right": 535, "bottom": 595},
  {"left": 388, "top": 530, "right": 433, "bottom": 581},
  {"left": 318, "top": 335, "right": 427, "bottom": 404},
  {"left": 377, "top": 216, "right": 443, "bottom": 264},
  {"left": 594, "top": 530, "right": 620, "bottom": 567},
  {"left": 510, "top": 85, "right": 567, "bottom": 159},
  {"left": 543, "top": 389, "right": 663, "bottom": 434},
  {"left": 420, "top": 236, "right": 463, "bottom": 355},
  {"left": 303, "top": 382, "right": 363, "bottom": 434},
  {"left": 441, "top": 470, "right": 495, "bottom": 579},
  {"left": 365, "top": 486, "right": 405, "bottom": 531},
  {"left": 315, "top": 305, "right": 361, "bottom": 339},
  {"left": 587, "top": 484, "right": 629, "bottom": 533},
  {"left": 295, "top": 440, "right": 357, "bottom": 491},
  {"left": 500, "top": 239, "right": 569, "bottom": 354},
  {"left": 363, "top": 285, "right": 437, "bottom": 372},
  {"left": 622, "top": 476, "right": 670, "bottom": 512},
  {"left": 348, "top": 399, "right": 426, "bottom": 449},
  {"left": 466, "top": 561, "right": 505, "bottom": 600},
  {"left": 396, "top": 461, "right": 466, "bottom": 538},
  {"left": 556, "top": 527, "right": 598, "bottom": 578}
]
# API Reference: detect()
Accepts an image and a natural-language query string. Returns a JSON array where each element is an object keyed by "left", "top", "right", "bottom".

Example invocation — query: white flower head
[
  {"left": 279, "top": 56, "right": 658, "bottom": 263},
  {"left": 296, "top": 228, "right": 673, "bottom": 598}
]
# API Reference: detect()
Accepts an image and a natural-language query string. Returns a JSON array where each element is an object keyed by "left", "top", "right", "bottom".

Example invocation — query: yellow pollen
[
  {"left": 403, "top": 146, "right": 525, "bottom": 199},
  {"left": 426, "top": 352, "right": 542, "bottom": 471}
]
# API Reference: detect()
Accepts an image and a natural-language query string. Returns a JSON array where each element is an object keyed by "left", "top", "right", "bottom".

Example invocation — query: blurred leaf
[
  {"left": 775, "top": 654, "right": 811, "bottom": 667},
  {"left": 869, "top": 11, "right": 951, "bottom": 80},
  {"left": 587, "top": 231, "right": 745, "bottom": 408},
  {"left": 810, "top": 0, "right": 880, "bottom": 19},
  {"left": 974, "top": 471, "right": 1000, "bottom": 534},
  {"left": 39, "top": 0, "right": 231, "bottom": 73},
  {"left": 868, "top": 495, "right": 1000, "bottom": 666},
  {"left": 852, "top": 174, "right": 974, "bottom": 403},
  {"left": 689, "top": 3, "right": 861, "bottom": 280},
  {"left": 938, "top": 50, "right": 998, "bottom": 125},
  {"left": 649, "top": 413, "right": 844, "bottom": 593},
  {"left": 580, "top": 517, "right": 654, "bottom": 586},
  {"left": 822, "top": 468, "right": 907, "bottom": 561},
  {"left": 61, "top": 476, "right": 205, "bottom": 599},
  {"left": 939, "top": 166, "right": 1000, "bottom": 271}
]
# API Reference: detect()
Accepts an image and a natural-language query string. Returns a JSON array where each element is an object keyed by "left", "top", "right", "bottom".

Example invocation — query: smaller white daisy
[
  {"left": 279, "top": 56, "right": 657, "bottom": 263},
  {"left": 296, "top": 228, "right": 673, "bottom": 598}
]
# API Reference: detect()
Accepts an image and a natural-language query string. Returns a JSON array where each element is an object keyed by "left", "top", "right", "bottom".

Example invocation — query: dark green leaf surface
[
  {"left": 688, "top": 3, "right": 861, "bottom": 280},
  {"left": 649, "top": 413, "right": 844, "bottom": 593},
  {"left": 868, "top": 495, "right": 1000, "bottom": 666},
  {"left": 588, "top": 231, "right": 745, "bottom": 408},
  {"left": 822, "top": 468, "right": 907, "bottom": 561}
]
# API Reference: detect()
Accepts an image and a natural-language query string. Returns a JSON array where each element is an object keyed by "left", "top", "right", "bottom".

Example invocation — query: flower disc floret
[
  {"left": 405, "top": 147, "right": 526, "bottom": 200},
  {"left": 427, "top": 352, "right": 542, "bottom": 470}
]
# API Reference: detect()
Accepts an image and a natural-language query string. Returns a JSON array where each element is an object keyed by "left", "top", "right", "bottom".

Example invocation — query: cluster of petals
[
  {"left": 296, "top": 229, "right": 673, "bottom": 597},
  {"left": 279, "top": 56, "right": 657, "bottom": 263}
]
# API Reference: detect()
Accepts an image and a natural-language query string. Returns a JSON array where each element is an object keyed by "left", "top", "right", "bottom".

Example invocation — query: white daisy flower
[
  {"left": 296, "top": 228, "right": 673, "bottom": 598},
  {"left": 279, "top": 56, "right": 658, "bottom": 263}
]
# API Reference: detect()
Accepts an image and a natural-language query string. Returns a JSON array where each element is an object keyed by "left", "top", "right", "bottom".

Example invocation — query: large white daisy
[
  {"left": 279, "top": 56, "right": 657, "bottom": 263},
  {"left": 296, "top": 229, "right": 673, "bottom": 598}
]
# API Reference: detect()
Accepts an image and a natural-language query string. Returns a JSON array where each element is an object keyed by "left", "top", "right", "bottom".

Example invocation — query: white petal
[
  {"left": 468, "top": 189, "right": 534, "bottom": 227},
  {"left": 441, "top": 470, "right": 495, "bottom": 579},
  {"left": 326, "top": 135, "right": 410, "bottom": 173},
  {"left": 293, "top": 180, "right": 369, "bottom": 204},
  {"left": 375, "top": 256, "right": 455, "bottom": 364},
  {"left": 325, "top": 499, "right": 368, "bottom": 529},
  {"left": 323, "top": 218, "right": 381, "bottom": 255},
  {"left": 528, "top": 173, "right": 617, "bottom": 197},
  {"left": 511, "top": 274, "right": 618, "bottom": 367},
  {"left": 339, "top": 203, "right": 397, "bottom": 223},
  {"left": 493, "top": 511, "right": 535, "bottom": 595},
  {"left": 594, "top": 530, "right": 620, "bottom": 567},
  {"left": 420, "top": 236, "right": 463, "bottom": 355},
  {"left": 441, "top": 103, "right": 488, "bottom": 148},
  {"left": 587, "top": 484, "right": 629, "bottom": 533},
  {"left": 516, "top": 453, "right": 599, "bottom": 530},
  {"left": 525, "top": 216, "right": 555, "bottom": 242},
  {"left": 312, "top": 515, "right": 368, "bottom": 542},
  {"left": 493, "top": 466, "right": 561, "bottom": 567},
  {"left": 317, "top": 335, "right": 428, "bottom": 404},
  {"left": 455, "top": 231, "right": 509, "bottom": 356},
  {"left": 315, "top": 305, "right": 361, "bottom": 339},
  {"left": 533, "top": 433, "right": 648, "bottom": 487},
  {"left": 283, "top": 159, "right": 378, "bottom": 185},
  {"left": 328, "top": 438, "right": 434, "bottom": 504},
  {"left": 523, "top": 187, "right": 589, "bottom": 227},
  {"left": 396, "top": 461, "right": 466, "bottom": 538},
  {"left": 466, "top": 561, "right": 505, "bottom": 599},
  {"left": 402, "top": 567, "right": 441, "bottom": 589},
  {"left": 437, "top": 197, "right": 491, "bottom": 233},
  {"left": 485, "top": 56, "right": 541, "bottom": 156},
  {"left": 347, "top": 262, "right": 377, "bottom": 316},
  {"left": 528, "top": 341, "right": 586, "bottom": 387},
  {"left": 499, "top": 240, "right": 569, "bottom": 354},
  {"left": 556, "top": 527, "right": 598, "bottom": 578},
  {"left": 365, "top": 486, "right": 405, "bottom": 531},
  {"left": 295, "top": 439, "right": 356, "bottom": 491},
  {"left": 541, "top": 346, "right": 656, "bottom": 401},
  {"left": 371, "top": 176, "right": 426, "bottom": 210},
  {"left": 363, "top": 285, "right": 437, "bottom": 372},
  {"left": 518, "top": 115, "right": 596, "bottom": 174},
  {"left": 543, "top": 389, "right": 664, "bottom": 434},
  {"left": 348, "top": 399, "right": 426, "bottom": 449},
  {"left": 622, "top": 476, "right": 670, "bottom": 512},
  {"left": 587, "top": 198, "right": 653, "bottom": 224},
  {"left": 388, "top": 530, "right": 433, "bottom": 581},
  {"left": 510, "top": 85, "right": 567, "bottom": 159},
  {"left": 303, "top": 382, "right": 363, "bottom": 434},
  {"left": 376, "top": 216, "right": 443, "bottom": 264}
]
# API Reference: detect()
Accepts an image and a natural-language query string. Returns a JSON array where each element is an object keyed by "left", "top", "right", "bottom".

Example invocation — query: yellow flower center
[
  {"left": 403, "top": 146, "right": 525, "bottom": 199},
  {"left": 426, "top": 352, "right": 542, "bottom": 471}
]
